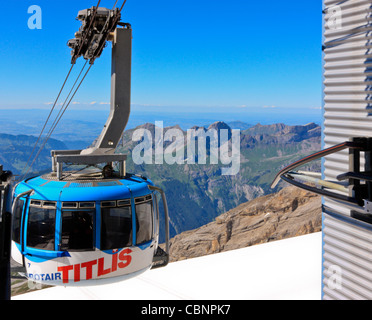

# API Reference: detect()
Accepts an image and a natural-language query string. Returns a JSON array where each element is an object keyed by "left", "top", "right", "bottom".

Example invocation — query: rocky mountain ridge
[{"left": 168, "top": 186, "right": 322, "bottom": 262}]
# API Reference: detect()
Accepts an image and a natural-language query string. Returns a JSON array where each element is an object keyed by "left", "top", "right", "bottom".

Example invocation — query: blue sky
[{"left": 0, "top": 0, "right": 322, "bottom": 122}]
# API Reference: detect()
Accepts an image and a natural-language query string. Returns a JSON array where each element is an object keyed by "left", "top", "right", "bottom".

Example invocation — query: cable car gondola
[
  {"left": 12, "top": 170, "right": 169, "bottom": 286},
  {"left": 10, "top": 2, "right": 170, "bottom": 287}
]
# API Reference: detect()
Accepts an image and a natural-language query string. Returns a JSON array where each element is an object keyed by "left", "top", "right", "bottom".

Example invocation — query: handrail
[
  {"left": 271, "top": 141, "right": 364, "bottom": 189},
  {"left": 270, "top": 140, "right": 371, "bottom": 208}
]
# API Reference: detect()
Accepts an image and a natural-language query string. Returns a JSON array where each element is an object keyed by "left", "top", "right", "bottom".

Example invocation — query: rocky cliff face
[{"left": 168, "top": 186, "right": 322, "bottom": 262}]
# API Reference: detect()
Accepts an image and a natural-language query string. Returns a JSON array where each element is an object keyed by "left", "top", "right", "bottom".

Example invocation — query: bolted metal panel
[{"left": 322, "top": 0, "right": 372, "bottom": 300}]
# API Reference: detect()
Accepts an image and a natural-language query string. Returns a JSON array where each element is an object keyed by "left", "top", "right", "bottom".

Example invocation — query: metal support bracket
[
  {"left": 51, "top": 150, "right": 126, "bottom": 180},
  {"left": 271, "top": 137, "right": 372, "bottom": 224},
  {"left": 82, "top": 25, "right": 132, "bottom": 155}
]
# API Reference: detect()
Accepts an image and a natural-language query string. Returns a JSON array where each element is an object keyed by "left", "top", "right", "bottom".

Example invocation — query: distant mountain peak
[
  {"left": 208, "top": 121, "right": 231, "bottom": 131},
  {"left": 137, "top": 122, "right": 156, "bottom": 131},
  {"left": 190, "top": 125, "right": 205, "bottom": 131}
]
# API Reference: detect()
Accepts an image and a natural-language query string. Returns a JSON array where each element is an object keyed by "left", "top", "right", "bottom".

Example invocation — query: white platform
[{"left": 13, "top": 232, "right": 322, "bottom": 300}]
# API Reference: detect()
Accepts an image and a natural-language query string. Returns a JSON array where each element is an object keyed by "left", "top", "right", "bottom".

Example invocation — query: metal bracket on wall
[{"left": 271, "top": 137, "right": 372, "bottom": 222}]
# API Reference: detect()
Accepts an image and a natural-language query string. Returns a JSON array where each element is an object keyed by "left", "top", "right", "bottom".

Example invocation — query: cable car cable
[
  {"left": 19, "top": 65, "right": 75, "bottom": 180},
  {"left": 41, "top": 61, "right": 89, "bottom": 146},
  {"left": 47, "top": 64, "right": 93, "bottom": 140},
  {"left": 19, "top": 62, "right": 89, "bottom": 181},
  {"left": 20, "top": 63, "right": 93, "bottom": 180},
  {"left": 21, "top": 0, "right": 103, "bottom": 178},
  {"left": 28, "top": 64, "right": 93, "bottom": 173},
  {"left": 107, "top": 0, "right": 127, "bottom": 26},
  {"left": 112, "top": 0, "right": 119, "bottom": 9},
  {"left": 20, "top": 0, "right": 103, "bottom": 180},
  {"left": 119, "top": 0, "right": 128, "bottom": 12}
]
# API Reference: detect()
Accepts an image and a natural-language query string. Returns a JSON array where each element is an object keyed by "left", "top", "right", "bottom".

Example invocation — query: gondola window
[
  {"left": 101, "top": 203, "right": 132, "bottom": 250},
  {"left": 27, "top": 206, "right": 56, "bottom": 250},
  {"left": 61, "top": 210, "right": 95, "bottom": 251},
  {"left": 135, "top": 199, "right": 153, "bottom": 245}
]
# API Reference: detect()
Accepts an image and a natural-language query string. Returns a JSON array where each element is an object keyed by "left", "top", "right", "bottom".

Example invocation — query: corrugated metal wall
[{"left": 322, "top": 0, "right": 372, "bottom": 300}]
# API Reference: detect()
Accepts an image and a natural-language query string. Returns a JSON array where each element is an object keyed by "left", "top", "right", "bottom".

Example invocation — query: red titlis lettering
[{"left": 58, "top": 249, "right": 132, "bottom": 284}]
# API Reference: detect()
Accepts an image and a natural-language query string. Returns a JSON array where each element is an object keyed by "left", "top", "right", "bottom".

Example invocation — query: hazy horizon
[{"left": 0, "top": 106, "right": 321, "bottom": 138}]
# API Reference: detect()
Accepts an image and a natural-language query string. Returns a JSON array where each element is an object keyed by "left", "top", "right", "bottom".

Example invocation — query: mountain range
[
  {"left": 118, "top": 121, "right": 321, "bottom": 238},
  {"left": 0, "top": 121, "right": 321, "bottom": 239}
]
